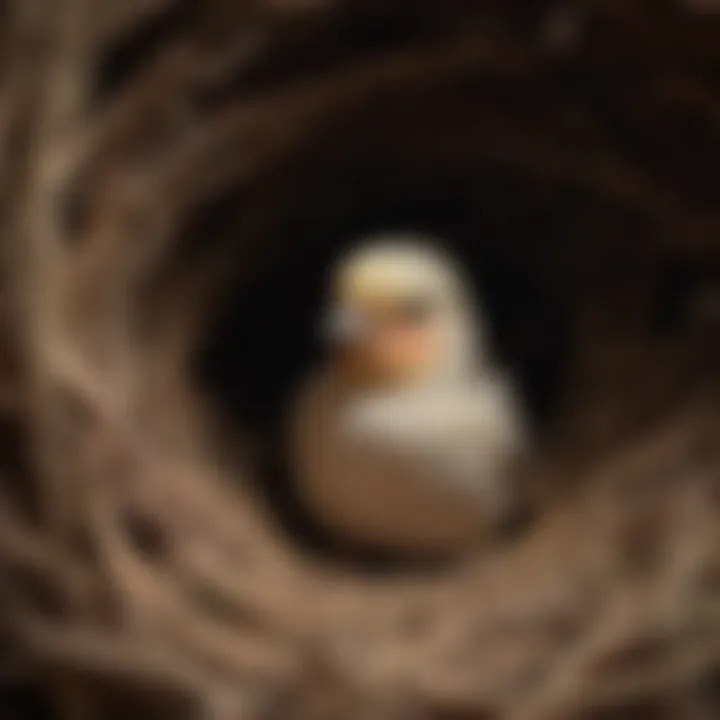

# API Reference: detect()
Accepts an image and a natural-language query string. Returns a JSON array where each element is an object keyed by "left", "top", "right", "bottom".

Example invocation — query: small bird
[{"left": 286, "top": 235, "right": 527, "bottom": 555}]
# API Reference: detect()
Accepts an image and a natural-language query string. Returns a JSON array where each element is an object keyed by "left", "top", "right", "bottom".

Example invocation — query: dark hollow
[
  {"left": 196, "top": 171, "right": 573, "bottom": 439},
  {"left": 192, "top": 161, "right": 578, "bottom": 562}
]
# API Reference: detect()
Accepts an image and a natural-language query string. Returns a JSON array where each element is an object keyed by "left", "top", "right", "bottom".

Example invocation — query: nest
[{"left": 1, "top": 1, "right": 719, "bottom": 718}]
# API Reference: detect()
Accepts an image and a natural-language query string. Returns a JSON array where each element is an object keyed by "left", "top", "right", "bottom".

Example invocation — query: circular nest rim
[{"left": 1, "top": 3, "right": 720, "bottom": 719}]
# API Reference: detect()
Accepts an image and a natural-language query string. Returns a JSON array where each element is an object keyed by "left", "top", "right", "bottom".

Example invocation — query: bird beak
[{"left": 322, "top": 308, "right": 368, "bottom": 346}]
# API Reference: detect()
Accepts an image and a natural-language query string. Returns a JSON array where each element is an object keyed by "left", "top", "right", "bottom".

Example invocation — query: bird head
[{"left": 322, "top": 235, "right": 483, "bottom": 390}]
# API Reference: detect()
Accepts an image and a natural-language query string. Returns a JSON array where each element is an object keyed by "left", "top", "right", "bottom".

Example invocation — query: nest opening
[
  {"left": 179, "top": 86, "right": 713, "bottom": 561},
  {"left": 191, "top": 157, "right": 574, "bottom": 559},
  {"left": 191, "top": 198, "right": 580, "bottom": 566}
]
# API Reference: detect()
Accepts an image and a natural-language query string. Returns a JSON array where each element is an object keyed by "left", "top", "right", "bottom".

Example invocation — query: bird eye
[{"left": 396, "top": 297, "right": 435, "bottom": 325}]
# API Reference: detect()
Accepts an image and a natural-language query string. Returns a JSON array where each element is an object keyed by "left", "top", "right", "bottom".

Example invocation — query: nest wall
[{"left": 0, "top": 2, "right": 719, "bottom": 719}]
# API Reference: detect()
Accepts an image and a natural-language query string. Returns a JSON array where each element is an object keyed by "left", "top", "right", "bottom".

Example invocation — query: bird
[{"left": 286, "top": 234, "right": 527, "bottom": 555}]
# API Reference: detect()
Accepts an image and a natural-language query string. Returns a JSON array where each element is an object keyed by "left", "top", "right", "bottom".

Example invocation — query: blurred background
[{"left": 0, "top": 1, "right": 719, "bottom": 718}]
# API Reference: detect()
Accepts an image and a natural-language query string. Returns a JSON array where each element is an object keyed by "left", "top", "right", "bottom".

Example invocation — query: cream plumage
[{"left": 287, "top": 236, "right": 526, "bottom": 553}]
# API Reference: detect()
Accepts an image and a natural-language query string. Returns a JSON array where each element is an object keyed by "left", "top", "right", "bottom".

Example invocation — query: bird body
[{"left": 287, "top": 236, "right": 526, "bottom": 554}]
